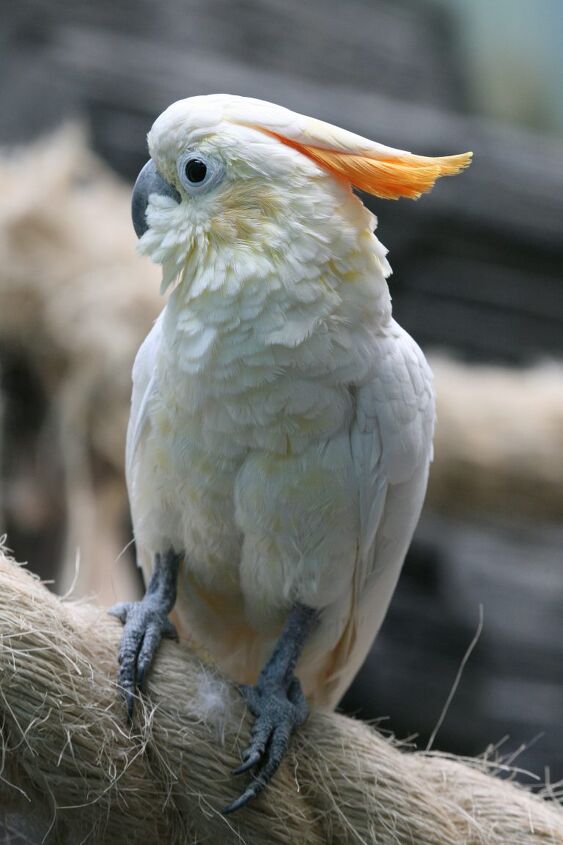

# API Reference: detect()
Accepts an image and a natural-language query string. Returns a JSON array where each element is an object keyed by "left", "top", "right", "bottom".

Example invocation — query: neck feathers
[{"left": 159, "top": 187, "right": 393, "bottom": 388}]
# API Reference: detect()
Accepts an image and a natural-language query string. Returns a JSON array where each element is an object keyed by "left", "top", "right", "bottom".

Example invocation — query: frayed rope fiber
[{"left": 1, "top": 551, "right": 562, "bottom": 844}]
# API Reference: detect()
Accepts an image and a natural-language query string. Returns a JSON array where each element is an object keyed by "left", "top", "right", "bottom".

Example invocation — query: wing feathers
[
  {"left": 321, "top": 324, "right": 435, "bottom": 705},
  {"left": 125, "top": 317, "right": 162, "bottom": 492}
]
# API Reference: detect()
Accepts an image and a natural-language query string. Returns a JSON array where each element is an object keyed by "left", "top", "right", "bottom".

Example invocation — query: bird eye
[
  {"left": 185, "top": 158, "right": 207, "bottom": 183},
  {"left": 176, "top": 151, "right": 224, "bottom": 195}
]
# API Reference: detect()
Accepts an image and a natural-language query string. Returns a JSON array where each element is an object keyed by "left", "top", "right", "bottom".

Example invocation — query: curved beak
[{"left": 131, "top": 159, "right": 181, "bottom": 238}]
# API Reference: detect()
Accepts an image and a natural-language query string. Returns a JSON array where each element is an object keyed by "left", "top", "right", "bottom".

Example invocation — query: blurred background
[{"left": 1, "top": 0, "right": 562, "bottom": 793}]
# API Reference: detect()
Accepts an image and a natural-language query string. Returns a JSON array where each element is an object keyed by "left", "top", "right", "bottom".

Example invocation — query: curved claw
[
  {"left": 223, "top": 782, "right": 263, "bottom": 815},
  {"left": 225, "top": 726, "right": 288, "bottom": 812},
  {"left": 232, "top": 749, "right": 262, "bottom": 776},
  {"left": 225, "top": 676, "right": 309, "bottom": 813}
]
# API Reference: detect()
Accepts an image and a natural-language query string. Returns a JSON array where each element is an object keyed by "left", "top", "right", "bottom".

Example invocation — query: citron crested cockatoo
[{"left": 109, "top": 94, "right": 471, "bottom": 812}]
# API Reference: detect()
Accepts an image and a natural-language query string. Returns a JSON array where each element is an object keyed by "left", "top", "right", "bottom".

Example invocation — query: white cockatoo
[{"left": 110, "top": 94, "right": 471, "bottom": 811}]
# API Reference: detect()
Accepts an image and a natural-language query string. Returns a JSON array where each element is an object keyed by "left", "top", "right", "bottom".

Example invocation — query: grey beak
[{"left": 131, "top": 159, "right": 181, "bottom": 238}]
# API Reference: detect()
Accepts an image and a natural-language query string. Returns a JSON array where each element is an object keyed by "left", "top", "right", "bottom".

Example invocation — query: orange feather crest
[{"left": 251, "top": 125, "right": 472, "bottom": 200}]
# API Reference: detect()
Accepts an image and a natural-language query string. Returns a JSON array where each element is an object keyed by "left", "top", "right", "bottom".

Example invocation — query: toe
[
  {"left": 124, "top": 686, "right": 137, "bottom": 723},
  {"left": 230, "top": 723, "right": 291, "bottom": 805},
  {"left": 233, "top": 696, "right": 276, "bottom": 776},
  {"left": 115, "top": 604, "right": 177, "bottom": 715},
  {"left": 117, "top": 636, "right": 142, "bottom": 701},
  {"left": 136, "top": 622, "right": 164, "bottom": 691},
  {"left": 238, "top": 683, "right": 261, "bottom": 715},
  {"left": 226, "top": 731, "right": 286, "bottom": 814},
  {"left": 115, "top": 616, "right": 147, "bottom": 714},
  {"left": 258, "top": 722, "right": 291, "bottom": 783},
  {"left": 233, "top": 708, "right": 275, "bottom": 767},
  {"left": 116, "top": 653, "right": 139, "bottom": 723},
  {"left": 108, "top": 602, "right": 132, "bottom": 624}
]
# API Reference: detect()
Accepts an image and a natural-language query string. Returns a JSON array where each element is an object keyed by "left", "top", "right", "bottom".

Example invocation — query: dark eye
[
  {"left": 185, "top": 158, "right": 207, "bottom": 184},
  {"left": 177, "top": 151, "right": 224, "bottom": 195}
]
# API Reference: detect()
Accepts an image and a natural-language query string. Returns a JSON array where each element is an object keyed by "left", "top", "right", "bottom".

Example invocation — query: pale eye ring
[{"left": 176, "top": 151, "right": 224, "bottom": 195}]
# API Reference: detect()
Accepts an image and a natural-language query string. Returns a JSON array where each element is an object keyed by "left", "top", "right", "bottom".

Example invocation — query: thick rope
[{"left": 0, "top": 551, "right": 562, "bottom": 844}]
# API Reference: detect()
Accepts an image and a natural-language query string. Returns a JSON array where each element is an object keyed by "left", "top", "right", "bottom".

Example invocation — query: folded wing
[{"left": 319, "top": 322, "right": 435, "bottom": 706}]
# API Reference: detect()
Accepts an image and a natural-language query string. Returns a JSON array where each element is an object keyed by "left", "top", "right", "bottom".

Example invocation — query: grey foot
[
  {"left": 108, "top": 599, "right": 178, "bottom": 720},
  {"left": 223, "top": 676, "right": 309, "bottom": 814}
]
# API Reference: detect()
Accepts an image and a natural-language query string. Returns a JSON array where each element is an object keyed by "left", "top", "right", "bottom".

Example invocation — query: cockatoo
[{"left": 110, "top": 94, "right": 471, "bottom": 812}]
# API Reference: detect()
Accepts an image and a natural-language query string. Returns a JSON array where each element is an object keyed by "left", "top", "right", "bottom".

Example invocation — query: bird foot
[
  {"left": 108, "top": 598, "right": 178, "bottom": 720},
  {"left": 224, "top": 675, "right": 309, "bottom": 814}
]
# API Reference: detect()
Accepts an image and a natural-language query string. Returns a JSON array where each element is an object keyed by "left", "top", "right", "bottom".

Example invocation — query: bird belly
[
  {"left": 131, "top": 377, "right": 363, "bottom": 689},
  {"left": 136, "top": 401, "right": 244, "bottom": 574},
  {"left": 131, "top": 403, "right": 265, "bottom": 672}
]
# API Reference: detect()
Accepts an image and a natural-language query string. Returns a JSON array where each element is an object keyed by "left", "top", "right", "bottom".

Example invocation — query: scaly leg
[
  {"left": 224, "top": 603, "right": 317, "bottom": 814},
  {"left": 108, "top": 548, "right": 181, "bottom": 719}
]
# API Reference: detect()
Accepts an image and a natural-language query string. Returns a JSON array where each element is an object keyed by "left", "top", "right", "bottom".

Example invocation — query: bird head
[{"left": 132, "top": 94, "right": 472, "bottom": 293}]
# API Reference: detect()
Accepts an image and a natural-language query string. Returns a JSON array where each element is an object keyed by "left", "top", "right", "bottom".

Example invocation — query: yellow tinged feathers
[{"left": 249, "top": 126, "right": 472, "bottom": 200}]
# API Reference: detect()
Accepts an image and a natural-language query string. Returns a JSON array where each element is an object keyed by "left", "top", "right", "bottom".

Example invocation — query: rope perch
[{"left": 0, "top": 552, "right": 562, "bottom": 844}]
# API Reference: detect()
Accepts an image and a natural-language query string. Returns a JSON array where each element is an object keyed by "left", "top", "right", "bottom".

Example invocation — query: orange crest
[{"left": 247, "top": 123, "right": 472, "bottom": 200}]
